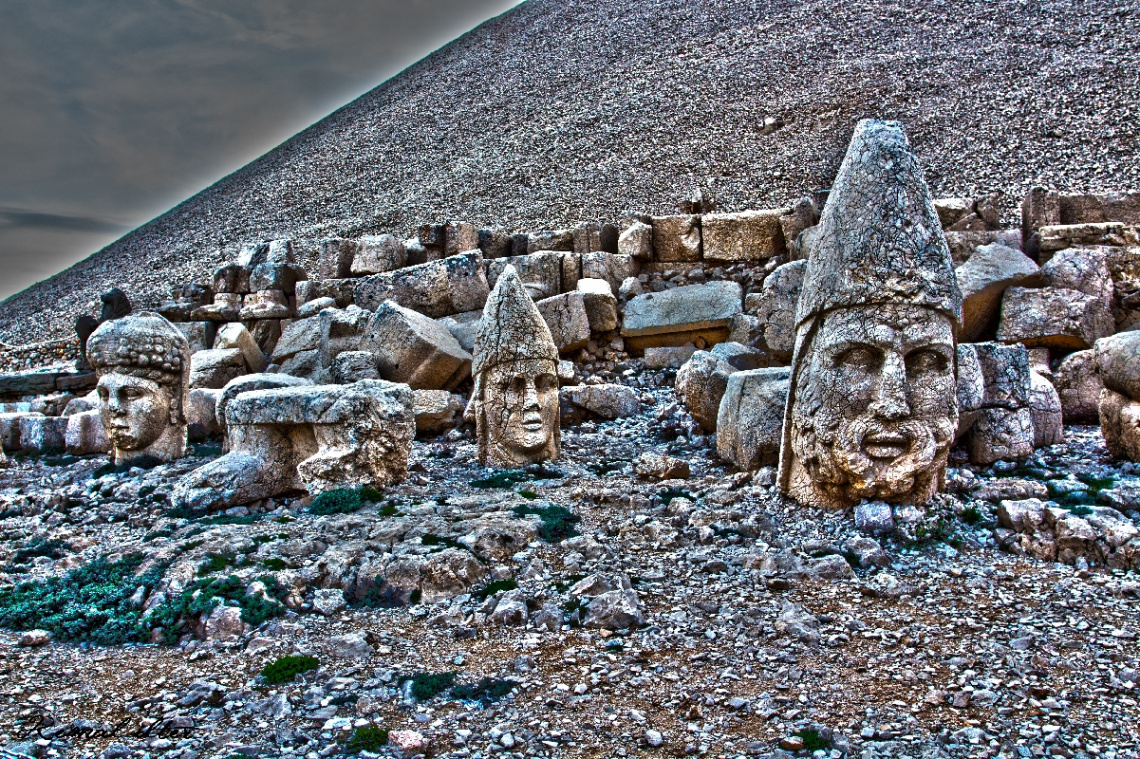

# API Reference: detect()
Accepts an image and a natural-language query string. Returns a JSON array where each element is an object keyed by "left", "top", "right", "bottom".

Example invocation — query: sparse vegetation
[
  {"left": 512, "top": 503, "right": 579, "bottom": 542},
  {"left": 343, "top": 724, "right": 389, "bottom": 753},
  {"left": 308, "top": 485, "right": 384, "bottom": 515},
  {"left": 261, "top": 655, "right": 319, "bottom": 684},
  {"left": 471, "top": 578, "right": 517, "bottom": 601},
  {"left": 793, "top": 728, "right": 831, "bottom": 752},
  {"left": 451, "top": 677, "right": 516, "bottom": 703},
  {"left": 405, "top": 671, "right": 457, "bottom": 700}
]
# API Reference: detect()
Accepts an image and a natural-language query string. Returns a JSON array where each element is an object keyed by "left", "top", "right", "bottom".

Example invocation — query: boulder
[
  {"left": 710, "top": 341, "right": 768, "bottom": 370},
  {"left": 413, "top": 389, "right": 466, "bottom": 435},
  {"left": 954, "top": 242, "right": 1040, "bottom": 341},
  {"left": 240, "top": 289, "right": 292, "bottom": 320},
  {"left": 1054, "top": 350, "right": 1103, "bottom": 424},
  {"left": 186, "top": 388, "right": 223, "bottom": 441},
  {"left": 1094, "top": 330, "right": 1140, "bottom": 401},
  {"left": 247, "top": 319, "right": 283, "bottom": 357},
  {"left": 675, "top": 351, "right": 736, "bottom": 432},
  {"left": 213, "top": 323, "right": 267, "bottom": 373},
  {"left": 18, "top": 416, "right": 68, "bottom": 454},
  {"left": 1100, "top": 389, "right": 1140, "bottom": 462},
  {"left": 189, "top": 348, "right": 247, "bottom": 390},
  {"left": 350, "top": 234, "right": 407, "bottom": 276},
  {"left": 485, "top": 251, "right": 563, "bottom": 300},
  {"left": 576, "top": 278, "right": 619, "bottom": 333},
  {"left": 560, "top": 384, "right": 640, "bottom": 422},
  {"left": 1041, "top": 246, "right": 1113, "bottom": 305},
  {"left": 65, "top": 410, "right": 110, "bottom": 455},
  {"left": 364, "top": 301, "right": 472, "bottom": 390},
  {"left": 273, "top": 317, "right": 321, "bottom": 362},
  {"left": 967, "top": 407, "right": 1035, "bottom": 465},
  {"left": 996, "top": 287, "right": 1114, "bottom": 350},
  {"left": 581, "top": 251, "right": 637, "bottom": 293},
  {"left": 318, "top": 238, "right": 358, "bottom": 279},
  {"left": 635, "top": 452, "right": 690, "bottom": 480},
  {"left": 650, "top": 214, "right": 701, "bottom": 262},
  {"left": 701, "top": 209, "right": 787, "bottom": 261},
  {"left": 779, "top": 198, "right": 819, "bottom": 258},
  {"left": 642, "top": 346, "right": 696, "bottom": 369},
  {"left": 249, "top": 262, "right": 305, "bottom": 295},
  {"left": 175, "top": 322, "right": 217, "bottom": 354},
  {"left": 716, "top": 366, "right": 790, "bottom": 470},
  {"left": 584, "top": 589, "right": 644, "bottom": 630},
  {"left": 621, "top": 281, "right": 743, "bottom": 350},
  {"left": 746, "top": 260, "right": 805, "bottom": 360},
  {"left": 213, "top": 263, "right": 251, "bottom": 294},
  {"left": 353, "top": 250, "right": 490, "bottom": 317},
  {"left": 535, "top": 292, "right": 592, "bottom": 352},
  {"left": 438, "top": 309, "right": 482, "bottom": 353},
  {"left": 1028, "top": 371, "right": 1063, "bottom": 448},
  {"left": 320, "top": 305, "right": 372, "bottom": 367},
  {"left": 331, "top": 351, "right": 380, "bottom": 384}
]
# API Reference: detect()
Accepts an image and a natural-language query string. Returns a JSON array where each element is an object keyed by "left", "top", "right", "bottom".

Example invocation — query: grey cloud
[{"left": 0, "top": 208, "right": 128, "bottom": 234}]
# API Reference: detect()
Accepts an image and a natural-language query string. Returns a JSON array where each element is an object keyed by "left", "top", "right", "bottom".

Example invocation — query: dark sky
[{"left": 0, "top": 0, "right": 522, "bottom": 302}]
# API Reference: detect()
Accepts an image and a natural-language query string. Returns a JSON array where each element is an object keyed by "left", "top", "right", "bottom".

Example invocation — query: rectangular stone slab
[
  {"left": 226, "top": 379, "right": 409, "bottom": 427},
  {"left": 621, "top": 281, "right": 742, "bottom": 350}
]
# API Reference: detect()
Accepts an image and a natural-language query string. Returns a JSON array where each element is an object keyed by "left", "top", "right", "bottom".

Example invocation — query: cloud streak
[{"left": 0, "top": 207, "right": 128, "bottom": 234}]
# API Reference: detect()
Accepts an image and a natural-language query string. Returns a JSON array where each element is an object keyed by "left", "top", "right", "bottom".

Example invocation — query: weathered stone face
[
  {"left": 86, "top": 312, "right": 190, "bottom": 465},
  {"left": 478, "top": 358, "right": 560, "bottom": 467},
  {"left": 787, "top": 303, "right": 958, "bottom": 509}
]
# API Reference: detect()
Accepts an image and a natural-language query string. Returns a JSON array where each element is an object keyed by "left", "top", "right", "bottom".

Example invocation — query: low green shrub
[
  {"left": 451, "top": 677, "right": 516, "bottom": 703},
  {"left": 471, "top": 578, "right": 517, "bottom": 601},
  {"left": 344, "top": 724, "right": 388, "bottom": 753},
  {"left": 793, "top": 728, "right": 831, "bottom": 752},
  {"left": 405, "top": 671, "right": 457, "bottom": 700},
  {"left": 309, "top": 486, "right": 384, "bottom": 516},
  {"left": 512, "top": 504, "right": 579, "bottom": 542},
  {"left": 261, "top": 654, "right": 319, "bottom": 684}
]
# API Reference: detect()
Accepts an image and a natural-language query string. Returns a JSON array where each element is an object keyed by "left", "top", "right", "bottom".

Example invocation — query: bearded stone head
[
  {"left": 87, "top": 312, "right": 190, "bottom": 466},
  {"left": 787, "top": 303, "right": 958, "bottom": 509}
]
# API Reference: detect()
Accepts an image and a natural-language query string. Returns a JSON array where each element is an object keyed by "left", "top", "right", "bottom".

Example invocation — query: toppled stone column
[
  {"left": 86, "top": 312, "right": 192, "bottom": 466},
  {"left": 777, "top": 120, "right": 962, "bottom": 510},
  {"left": 172, "top": 380, "right": 414, "bottom": 511}
]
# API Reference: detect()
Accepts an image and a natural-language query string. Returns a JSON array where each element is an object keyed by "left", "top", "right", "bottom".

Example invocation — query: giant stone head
[
  {"left": 466, "top": 266, "right": 560, "bottom": 467},
  {"left": 86, "top": 312, "right": 191, "bottom": 466},
  {"left": 777, "top": 120, "right": 963, "bottom": 510}
]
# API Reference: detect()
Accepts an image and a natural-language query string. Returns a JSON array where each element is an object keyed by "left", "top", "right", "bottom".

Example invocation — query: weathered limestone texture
[
  {"left": 954, "top": 242, "right": 1039, "bottom": 342},
  {"left": 702, "top": 209, "right": 788, "bottom": 262},
  {"left": 1095, "top": 331, "right": 1140, "bottom": 462},
  {"left": 675, "top": 351, "right": 736, "bottom": 432},
  {"left": 465, "top": 266, "right": 560, "bottom": 467},
  {"left": 86, "top": 312, "right": 192, "bottom": 466},
  {"left": 173, "top": 380, "right": 414, "bottom": 511},
  {"left": 621, "top": 281, "right": 743, "bottom": 350},
  {"left": 717, "top": 367, "right": 790, "bottom": 470},
  {"left": 353, "top": 250, "right": 490, "bottom": 317},
  {"left": 364, "top": 301, "right": 472, "bottom": 391},
  {"left": 1054, "top": 350, "right": 1104, "bottom": 424},
  {"left": 777, "top": 120, "right": 962, "bottom": 510}
]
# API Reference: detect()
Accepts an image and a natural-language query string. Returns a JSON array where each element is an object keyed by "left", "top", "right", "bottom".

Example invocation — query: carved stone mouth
[{"left": 863, "top": 431, "right": 909, "bottom": 460}]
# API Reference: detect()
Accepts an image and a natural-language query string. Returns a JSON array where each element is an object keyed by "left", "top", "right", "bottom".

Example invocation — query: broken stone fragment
[
  {"left": 363, "top": 300, "right": 472, "bottom": 390},
  {"left": 485, "top": 251, "right": 563, "bottom": 300},
  {"left": 185, "top": 388, "right": 223, "bottom": 441},
  {"left": 240, "top": 289, "right": 292, "bottom": 320},
  {"left": 213, "top": 263, "right": 251, "bottom": 294},
  {"left": 319, "top": 304, "right": 372, "bottom": 368},
  {"left": 1041, "top": 246, "right": 1114, "bottom": 306},
  {"left": 1094, "top": 330, "right": 1140, "bottom": 401},
  {"left": 747, "top": 259, "right": 805, "bottom": 360},
  {"left": 535, "top": 292, "right": 592, "bottom": 353},
  {"left": 413, "top": 389, "right": 466, "bottom": 435},
  {"left": 175, "top": 322, "right": 216, "bottom": 354},
  {"left": 617, "top": 221, "right": 653, "bottom": 261},
  {"left": 973, "top": 342, "right": 1031, "bottom": 410},
  {"left": 1100, "top": 388, "right": 1140, "bottom": 462},
  {"left": 273, "top": 317, "right": 321, "bottom": 362},
  {"left": 215, "top": 373, "right": 312, "bottom": 437},
  {"left": 997, "top": 286, "right": 1114, "bottom": 350},
  {"left": 559, "top": 384, "right": 640, "bottom": 423},
  {"left": 331, "top": 351, "right": 380, "bottom": 384},
  {"left": 954, "top": 242, "right": 1040, "bottom": 342},
  {"left": 353, "top": 250, "right": 490, "bottom": 318},
  {"left": 189, "top": 348, "right": 247, "bottom": 390},
  {"left": 1053, "top": 349, "right": 1103, "bottom": 424},
  {"left": 967, "top": 407, "right": 1035, "bottom": 465},
  {"left": 19, "top": 415, "right": 68, "bottom": 454},
  {"left": 650, "top": 214, "right": 701, "bottom": 262},
  {"left": 191, "top": 292, "right": 242, "bottom": 321},
  {"left": 318, "top": 238, "right": 358, "bottom": 279},
  {"left": 675, "top": 351, "right": 736, "bottom": 432},
  {"left": 715, "top": 367, "right": 789, "bottom": 471},
  {"left": 350, "top": 234, "right": 407, "bottom": 276},
  {"left": 1029, "top": 371, "right": 1063, "bottom": 448},
  {"left": 213, "top": 322, "right": 267, "bottom": 373},
  {"left": 249, "top": 262, "right": 305, "bottom": 295},
  {"left": 576, "top": 278, "right": 619, "bottom": 333},
  {"left": 635, "top": 452, "right": 689, "bottom": 480}
]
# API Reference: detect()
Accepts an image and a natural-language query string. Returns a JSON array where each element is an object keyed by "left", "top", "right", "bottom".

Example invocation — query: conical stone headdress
[
  {"left": 795, "top": 119, "right": 962, "bottom": 329},
  {"left": 471, "top": 265, "right": 559, "bottom": 377}
]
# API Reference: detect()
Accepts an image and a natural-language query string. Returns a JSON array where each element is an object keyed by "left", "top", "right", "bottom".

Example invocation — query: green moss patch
[
  {"left": 261, "top": 654, "right": 319, "bottom": 684},
  {"left": 512, "top": 504, "right": 580, "bottom": 542},
  {"left": 309, "top": 486, "right": 385, "bottom": 516},
  {"left": 343, "top": 724, "right": 388, "bottom": 753},
  {"left": 451, "top": 677, "right": 516, "bottom": 703},
  {"left": 471, "top": 465, "right": 562, "bottom": 489}
]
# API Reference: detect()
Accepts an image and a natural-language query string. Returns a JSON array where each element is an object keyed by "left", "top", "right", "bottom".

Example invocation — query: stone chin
[
  {"left": 786, "top": 303, "right": 958, "bottom": 510},
  {"left": 478, "top": 358, "right": 560, "bottom": 468}
]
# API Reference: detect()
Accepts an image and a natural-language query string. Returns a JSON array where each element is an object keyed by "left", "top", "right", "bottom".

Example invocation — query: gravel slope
[{"left": 2, "top": 0, "right": 1138, "bottom": 343}]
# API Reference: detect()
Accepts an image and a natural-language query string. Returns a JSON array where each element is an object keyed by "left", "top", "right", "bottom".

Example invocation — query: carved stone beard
[
  {"left": 476, "top": 358, "right": 560, "bottom": 468},
  {"left": 786, "top": 303, "right": 958, "bottom": 510}
]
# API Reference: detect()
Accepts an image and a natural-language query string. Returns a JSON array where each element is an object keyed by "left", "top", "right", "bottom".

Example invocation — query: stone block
[
  {"left": 19, "top": 416, "right": 68, "bottom": 454},
  {"left": 621, "top": 281, "right": 742, "bottom": 350},
  {"left": 702, "top": 209, "right": 787, "bottom": 261},
  {"left": 354, "top": 250, "right": 490, "bottom": 317},
  {"left": 642, "top": 347, "right": 697, "bottom": 369},
  {"left": 364, "top": 301, "right": 472, "bottom": 390},
  {"left": 173, "top": 380, "right": 414, "bottom": 511},
  {"left": 710, "top": 341, "right": 769, "bottom": 370},
  {"left": 1100, "top": 388, "right": 1140, "bottom": 462},
  {"left": 485, "top": 251, "right": 563, "bottom": 300},
  {"left": 438, "top": 309, "right": 482, "bottom": 353},
  {"left": 351, "top": 234, "right": 407, "bottom": 276},
  {"left": 955, "top": 243, "right": 1040, "bottom": 341},
  {"left": 1037, "top": 222, "right": 1127, "bottom": 259},
  {"left": 413, "top": 389, "right": 466, "bottom": 435},
  {"left": 249, "top": 262, "right": 304, "bottom": 295},
  {"left": 973, "top": 342, "right": 1031, "bottom": 409},
  {"left": 0, "top": 412, "right": 41, "bottom": 451},
  {"left": 65, "top": 409, "right": 110, "bottom": 454},
  {"left": 934, "top": 197, "right": 975, "bottom": 228},
  {"left": 246, "top": 318, "right": 282, "bottom": 357},
  {"left": 186, "top": 388, "right": 223, "bottom": 441},
  {"left": 581, "top": 251, "right": 637, "bottom": 293},
  {"left": 175, "top": 322, "right": 217, "bottom": 354},
  {"left": 535, "top": 292, "right": 592, "bottom": 353},
  {"left": 318, "top": 238, "right": 358, "bottom": 279},
  {"left": 956, "top": 343, "right": 985, "bottom": 439},
  {"left": 1022, "top": 186, "right": 1061, "bottom": 247},
  {"left": 778, "top": 198, "right": 819, "bottom": 258},
  {"left": 213, "top": 264, "right": 251, "bottom": 294},
  {"left": 1104, "top": 244, "right": 1140, "bottom": 331},
  {"left": 1094, "top": 330, "right": 1140, "bottom": 401},
  {"left": 1041, "top": 246, "right": 1113, "bottom": 305},
  {"left": 651, "top": 215, "right": 701, "bottom": 262},
  {"left": 320, "top": 305, "right": 371, "bottom": 367},
  {"left": 675, "top": 350, "right": 736, "bottom": 431},
  {"left": 295, "top": 278, "right": 355, "bottom": 309},
  {"left": 216, "top": 373, "right": 312, "bottom": 435},
  {"left": 560, "top": 251, "right": 581, "bottom": 293},
  {"left": 190, "top": 292, "right": 242, "bottom": 321},
  {"left": 944, "top": 229, "right": 1023, "bottom": 266},
  {"left": 331, "top": 351, "right": 380, "bottom": 384},
  {"left": 1029, "top": 371, "right": 1063, "bottom": 448},
  {"left": 618, "top": 221, "right": 653, "bottom": 261},
  {"left": 272, "top": 316, "right": 321, "bottom": 362},
  {"left": 996, "top": 286, "right": 1114, "bottom": 350},
  {"left": 1054, "top": 349, "right": 1103, "bottom": 424},
  {"left": 213, "top": 322, "right": 267, "bottom": 373},
  {"left": 240, "top": 290, "right": 292, "bottom": 320},
  {"left": 278, "top": 349, "right": 324, "bottom": 381},
  {"left": 716, "top": 367, "right": 791, "bottom": 470},
  {"left": 527, "top": 229, "right": 574, "bottom": 253},
  {"left": 189, "top": 348, "right": 247, "bottom": 390},
  {"left": 748, "top": 260, "right": 805, "bottom": 360},
  {"left": 576, "top": 278, "right": 619, "bottom": 333},
  {"left": 477, "top": 229, "right": 513, "bottom": 259},
  {"left": 967, "top": 407, "right": 1035, "bottom": 465}
]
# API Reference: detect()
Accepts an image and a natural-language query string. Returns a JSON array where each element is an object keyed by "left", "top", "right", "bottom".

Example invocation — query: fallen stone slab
[
  {"left": 213, "top": 322, "right": 267, "bottom": 373},
  {"left": 650, "top": 215, "right": 701, "bottom": 262},
  {"left": 413, "top": 389, "right": 466, "bottom": 436},
  {"left": 19, "top": 415, "right": 68, "bottom": 454},
  {"left": 216, "top": 373, "right": 313, "bottom": 436},
  {"left": 1094, "top": 330, "right": 1140, "bottom": 401},
  {"left": 189, "top": 348, "right": 247, "bottom": 390},
  {"left": 996, "top": 286, "right": 1114, "bottom": 350},
  {"left": 364, "top": 301, "right": 472, "bottom": 390},
  {"left": 560, "top": 384, "right": 640, "bottom": 423},
  {"left": 621, "top": 281, "right": 742, "bottom": 350},
  {"left": 354, "top": 250, "right": 490, "bottom": 318},
  {"left": 535, "top": 292, "right": 592, "bottom": 353},
  {"left": 954, "top": 242, "right": 1039, "bottom": 341},
  {"left": 716, "top": 367, "right": 790, "bottom": 470},
  {"left": 1054, "top": 349, "right": 1103, "bottom": 424},
  {"left": 675, "top": 350, "right": 736, "bottom": 432},
  {"left": 173, "top": 380, "right": 414, "bottom": 511}
]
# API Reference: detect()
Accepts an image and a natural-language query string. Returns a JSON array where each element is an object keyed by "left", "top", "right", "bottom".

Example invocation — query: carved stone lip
[{"left": 863, "top": 431, "right": 909, "bottom": 459}]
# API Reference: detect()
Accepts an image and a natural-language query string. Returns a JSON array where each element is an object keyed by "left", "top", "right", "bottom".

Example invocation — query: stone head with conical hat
[
  {"left": 87, "top": 311, "right": 191, "bottom": 466},
  {"left": 465, "top": 265, "right": 561, "bottom": 467},
  {"left": 777, "top": 120, "right": 963, "bottom": 510}
]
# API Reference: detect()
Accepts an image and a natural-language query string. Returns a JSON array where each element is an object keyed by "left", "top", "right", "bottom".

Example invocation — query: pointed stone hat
[
  {"left": 795, "top": 119, "right": 962, "bottom": 330},
  {"left": 471, "top": 265, "right": 559, "bottom": 376}
]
